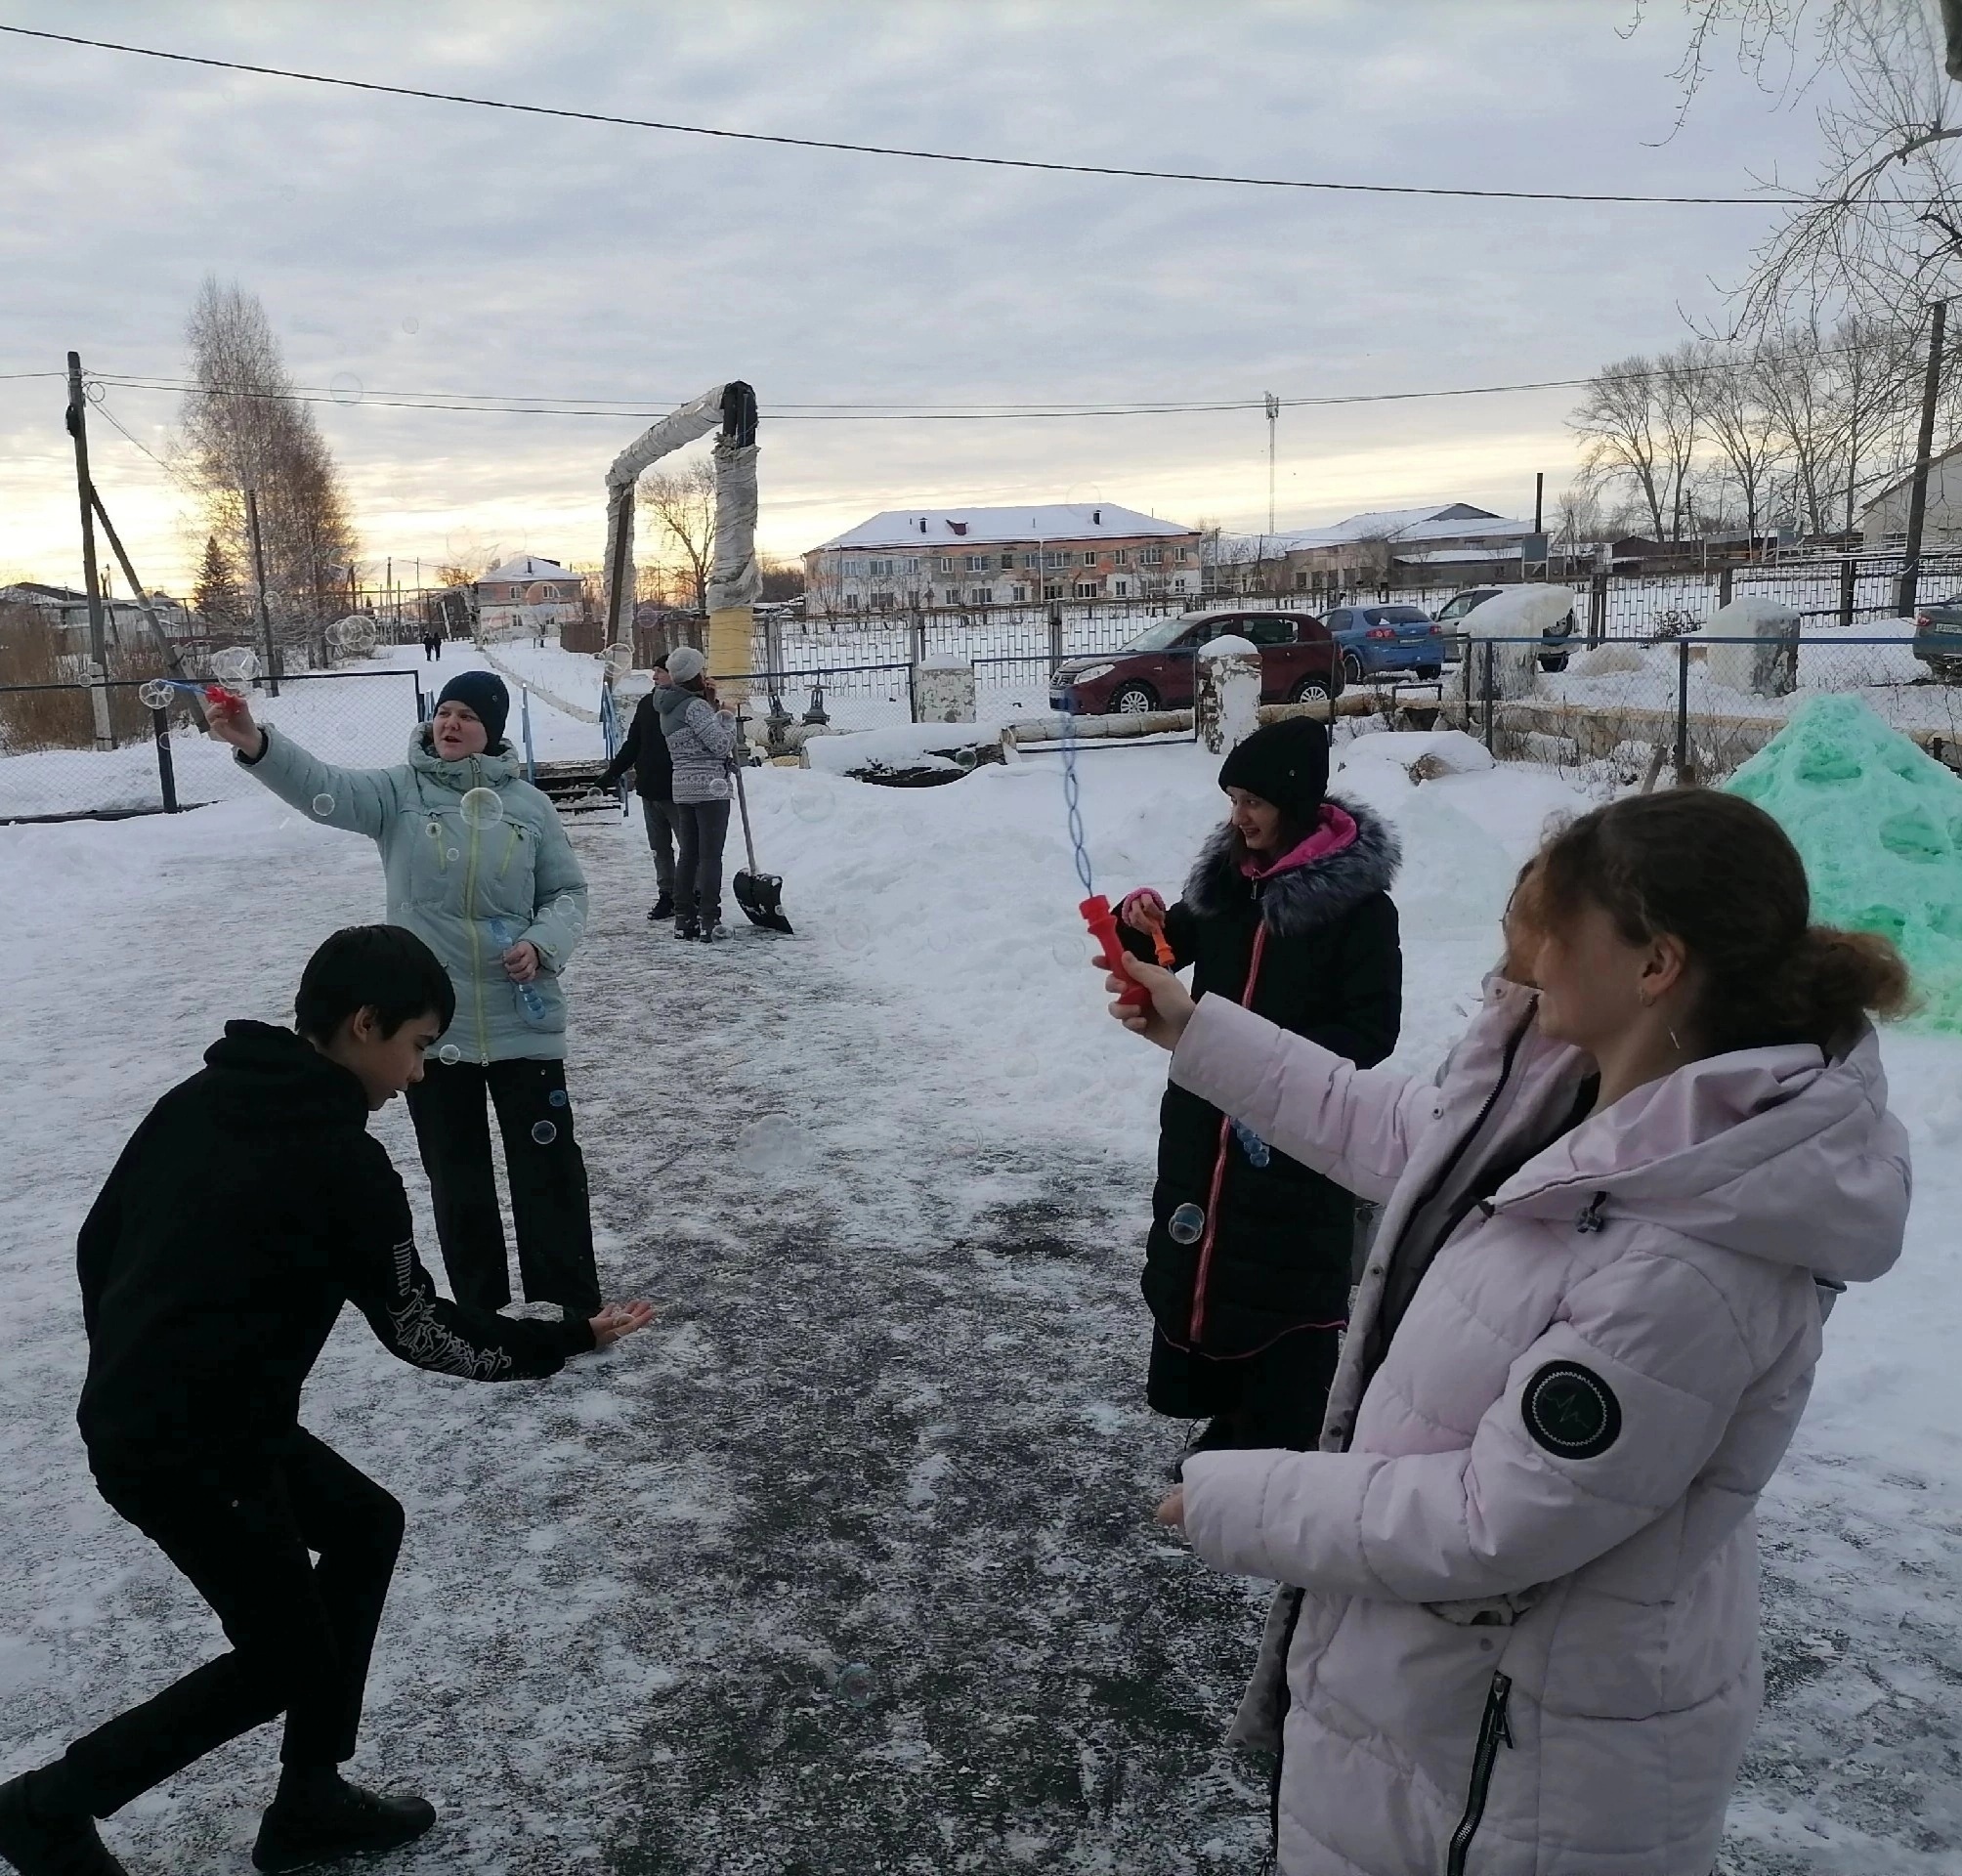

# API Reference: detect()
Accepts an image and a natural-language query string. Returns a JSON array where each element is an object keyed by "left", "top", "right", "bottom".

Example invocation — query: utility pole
[
  {"left": 244, "top": 487, "right": 280, "bottom": 698},
  {"left": 65, "top": 352, "right": 115, "bottom": 750},
  {"left": 1265, "top": 392, "right": 1280, "bottom": 536},
  {"left": 1899, "top": 298, "right": 1948, "bottom": 618}
]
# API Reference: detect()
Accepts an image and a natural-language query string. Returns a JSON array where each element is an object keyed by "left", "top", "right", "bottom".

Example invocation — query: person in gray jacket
[
  {"left": 653, "top": 646, "right": 739, "bottom": 943},
  {"left": 208, "top": 670, "right": 603, "bottom": 1322}
]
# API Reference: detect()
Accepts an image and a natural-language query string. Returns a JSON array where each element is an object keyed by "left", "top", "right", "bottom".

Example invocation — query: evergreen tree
[{"left": 193, "top": 533, "right": 249, "bottom": 633}]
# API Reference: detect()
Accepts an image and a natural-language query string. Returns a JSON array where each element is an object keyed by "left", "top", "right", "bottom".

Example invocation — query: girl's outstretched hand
[{"left": 1102, "top": 952, "right": 1195, "bottom": 1050}]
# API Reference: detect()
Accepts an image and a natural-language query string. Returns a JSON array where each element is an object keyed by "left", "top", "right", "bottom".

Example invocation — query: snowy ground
[{"left": 1, "top": 738, "right": 1959, "bottom": 1872}]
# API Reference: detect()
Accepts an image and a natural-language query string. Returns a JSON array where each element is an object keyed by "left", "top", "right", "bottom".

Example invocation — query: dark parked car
[
  {"left": 1430, "top": 586, "right": 1577, "bottom": 672},
  {"left": 1321, "top": 604, "right": 1446, "bottom": 684},
  {"left": 1912, "top": 600, "right": 1962, "bottom": 679},
  {"left": 1050, "top": 609, "right": 1342, "bottom": 715}
]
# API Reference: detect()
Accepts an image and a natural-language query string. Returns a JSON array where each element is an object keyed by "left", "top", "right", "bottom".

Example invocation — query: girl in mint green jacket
[{"left": 215, "top": 672, "right": 601, "bottom": 1319}]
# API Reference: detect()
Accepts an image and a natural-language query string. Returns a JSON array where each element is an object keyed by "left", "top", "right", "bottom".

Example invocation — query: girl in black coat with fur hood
[{"left": 1117, "top": 717, "right": 1401, "bottom": 1463}]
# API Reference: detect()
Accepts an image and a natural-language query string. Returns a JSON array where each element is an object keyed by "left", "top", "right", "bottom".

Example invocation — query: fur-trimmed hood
[{"left": 1184, "top": 794, "right": 1400, "bottom": 939}]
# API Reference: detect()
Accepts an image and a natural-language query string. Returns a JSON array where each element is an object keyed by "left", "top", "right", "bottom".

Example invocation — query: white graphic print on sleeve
[{"left": 384, "top": 1238, "right": 513, "bottom": 1380}]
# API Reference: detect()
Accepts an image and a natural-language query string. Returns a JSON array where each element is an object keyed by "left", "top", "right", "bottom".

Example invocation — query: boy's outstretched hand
[
  {"left": 1101, "top": 952, "right": 1196, "bottom": 1051},
  {"left": 589, "top": 1300, "right": 657, "bottom": 1347}
]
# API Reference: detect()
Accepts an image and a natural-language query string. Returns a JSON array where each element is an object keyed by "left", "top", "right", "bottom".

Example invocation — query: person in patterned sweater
[{"left": 0, "top": 926, "right": 653, "bottom": 1876}]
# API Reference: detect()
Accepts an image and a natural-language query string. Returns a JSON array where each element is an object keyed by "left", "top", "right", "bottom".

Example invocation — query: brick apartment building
[{"left": 804, "top": 503, "right": 1203, "bottom": 614}]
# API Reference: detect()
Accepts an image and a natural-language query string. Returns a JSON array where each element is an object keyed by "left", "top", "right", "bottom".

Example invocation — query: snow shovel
[{"left": 731, "top": 762, "right": 792, "bottom": 933}]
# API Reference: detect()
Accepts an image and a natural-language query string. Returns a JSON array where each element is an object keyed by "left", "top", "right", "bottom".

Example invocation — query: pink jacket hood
[{"left": 1491, "top": 1011, "right": 1908, "bottom": 1283}]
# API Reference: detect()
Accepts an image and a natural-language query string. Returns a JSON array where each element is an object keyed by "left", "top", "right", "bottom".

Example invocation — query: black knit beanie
[
  {"left": 1216, "top": 716, "right": 1330, "bottom": 823},
  {"left": 434, "top": 671, "right": 510, "bottom": 747}
]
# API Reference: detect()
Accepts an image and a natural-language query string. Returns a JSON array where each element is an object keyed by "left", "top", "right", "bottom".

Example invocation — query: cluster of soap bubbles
[
  {"left": 532, "top": 1121, "right": 558, "bottom": 1146},
  {"left": 1168, "top": 1203, "right": 1207, "bottom": 1246},
  {"left": 138, "top": 678, "right": 176, "bottom": 710},
  {"left": 737, "top": 1114, "right": 815, "bottom": 1178},
  {"left": 327, "top": 616, "right": 378, "bottom": 657},
  {"left": 603, "top": 642, "right": 635, "bottom": 678},
  {"left": 211, "top": 646, "right": 259, "bottom": 686},
  {"left": 458, "top": 786, "right": 504, "bottom": 831},
  {"left": 311, "top": 793, "right": 336, "bottom": 817},
  {"left": 329, "top": 372, "right": 363, "bottom": 406}
]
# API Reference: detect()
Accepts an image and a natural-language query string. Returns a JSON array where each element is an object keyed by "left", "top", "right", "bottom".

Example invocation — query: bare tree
[
  {"left": 1572, "top": 355, "right": 1670, "bottom": 538},
  {"left": 1695, "top": 342, "right": 1785, "bottom": 549},
  {"left": 1554, "top": 482, "right": 1605, "bottom": 562},
  {"left": 1631, "top": 2, "right": 1962, "bottom": 330},
  {"left": 638, "top": 459, "right": 718, "bottom": 611},
  {"left": 175, "top": 277, "right": 356, "bottom": 659}
]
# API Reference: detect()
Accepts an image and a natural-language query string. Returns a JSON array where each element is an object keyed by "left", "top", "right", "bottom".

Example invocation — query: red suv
[{"left": 1050, "top": 609, "right": 1342, "bottom": 715}]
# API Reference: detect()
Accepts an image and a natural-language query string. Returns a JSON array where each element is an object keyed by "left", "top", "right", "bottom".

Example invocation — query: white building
[
  {"left": 1858, "top": 446, "right": 1962, "bottom": 548},
  {"left": 1229, "top": 502, "right": 1538, "bottom": 596},
  {"left": 804, "top": 503, "right": 1203, "bottom": 614},
  {"left": 475, "top": 556, "right": 586, "bottom": 638}
]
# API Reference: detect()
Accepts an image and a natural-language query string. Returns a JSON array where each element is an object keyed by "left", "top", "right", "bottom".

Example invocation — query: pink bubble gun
[{"left": 1082, "top": 894, "right": 1153, "bottom": 1009}]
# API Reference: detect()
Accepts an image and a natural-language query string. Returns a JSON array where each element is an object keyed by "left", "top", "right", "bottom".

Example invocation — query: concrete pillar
[
  {"left": 913, "top": 654, "right": 976, "bottom": 723},
  {"left": 1197, "top": 636, "right": 1262, "bottom": 754}
]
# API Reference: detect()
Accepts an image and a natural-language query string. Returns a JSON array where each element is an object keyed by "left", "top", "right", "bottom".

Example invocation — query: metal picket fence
[{"left": 0, "top": 669, "right": 429, "bottom": 824}]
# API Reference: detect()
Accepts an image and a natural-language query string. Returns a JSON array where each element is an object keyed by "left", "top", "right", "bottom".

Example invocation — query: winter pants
[
  {"left": 35, "top": 1432, "right": 403, "bottom": 1817},
  {"left": 405, "top": 1056, "right": 601, "bottom": 1316},
  {"left": 1147, "top": 1323, "right": 1343, "bottom": 1453},
  {"left": 673, "top": 798, "right": 731, "bottom": 924},
  {"left": 638, "top": 796, "right": 678, "bottom": 897}
]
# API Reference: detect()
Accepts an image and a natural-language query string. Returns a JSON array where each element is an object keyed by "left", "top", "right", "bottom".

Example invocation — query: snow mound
[
  {"left": 1567, "top": 642, "right": 1645, "bottom": 677},
  {"left": 1338, "top": 728, "right": 1494, "bottom": 782},
  {"left": 1198, "top": 634, "right": 1258, "bottom": 660},
  {"left": 803, "top": 723, "right": 985, "bottom": 778},
  {"left": 1726, "top": 694, "right": 1962, "bottom": 1031}
]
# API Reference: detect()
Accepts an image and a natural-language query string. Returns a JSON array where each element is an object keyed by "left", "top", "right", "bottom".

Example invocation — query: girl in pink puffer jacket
[{"left": 1108, "top": 789, "right": 1911, "bottom": 1876}]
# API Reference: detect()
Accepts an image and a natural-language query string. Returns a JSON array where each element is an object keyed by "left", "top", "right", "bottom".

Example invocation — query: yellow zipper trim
[
  {"left": 497, "top": 824, "right": 521, "bottom": 878},
  {"left": 462, "top": 759, "right": 488, "bottom": 1063}
]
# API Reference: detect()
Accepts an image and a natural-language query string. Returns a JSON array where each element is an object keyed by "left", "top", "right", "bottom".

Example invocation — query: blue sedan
[{"left": 1321, "top": 604, "right": 1446, "bottom": 684}]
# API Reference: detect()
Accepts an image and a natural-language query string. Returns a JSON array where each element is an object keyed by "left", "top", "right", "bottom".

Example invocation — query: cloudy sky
[{"left": 0, "top": 1, "right": 1840, "bottom": 594}]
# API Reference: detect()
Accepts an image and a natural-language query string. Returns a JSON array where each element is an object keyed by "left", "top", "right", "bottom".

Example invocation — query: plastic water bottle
[{"left": 489, "top": 917, "right": 548, "bottom": 1025}]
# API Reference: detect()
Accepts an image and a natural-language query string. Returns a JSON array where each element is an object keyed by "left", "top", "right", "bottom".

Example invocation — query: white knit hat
[{"left": 665, "top": 645, "right": 707, "bottom": 684}]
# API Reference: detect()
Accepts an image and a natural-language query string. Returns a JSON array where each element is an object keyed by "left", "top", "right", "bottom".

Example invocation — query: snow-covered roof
[
  {"left": 480, "top": 556, "right": 572, "bottom": 583},
  {"left": 1394, "top": 545, "right": 1526, "bottom": 566},
  {"left": 1266, "top": 503, "right": 1532, "bottom": 553},
  {"left": 813, "top": 503, "right": 1195, "bottom": 552}
]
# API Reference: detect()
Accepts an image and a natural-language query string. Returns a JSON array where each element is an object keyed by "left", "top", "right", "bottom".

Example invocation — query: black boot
[
  {"left": 251, "top": 1771, "right": 436, "bottom": 1873},
  {"left": 674, "top": 914, "right": 700, "bottom": 941},
  {"left": 697, "top": 917, "right": 727, "bottom": 944},
  {"left": 0, "top": 1771, "right": 129, "bottom": 1876},
  {"left": 1172, "top": 1415, "right": 1243, "bottom": 1481},
  {"left": 647, "top": 892, "right": 675, "bottom": 921}
]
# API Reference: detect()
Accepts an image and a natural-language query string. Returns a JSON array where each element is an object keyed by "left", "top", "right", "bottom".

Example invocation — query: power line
[{"left": 0, "top": 22, "right": 1808, "bottom": 208}]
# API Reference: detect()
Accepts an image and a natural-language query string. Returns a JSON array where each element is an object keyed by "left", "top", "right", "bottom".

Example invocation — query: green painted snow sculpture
[{"left": 1725, "top": 693, "right": 1962, "bottom": 1031}]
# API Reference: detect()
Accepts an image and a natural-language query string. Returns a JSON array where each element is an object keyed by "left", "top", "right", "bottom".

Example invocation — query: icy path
[{"left": 0, "top": 744, "right": 1959, "bottom": 1871}]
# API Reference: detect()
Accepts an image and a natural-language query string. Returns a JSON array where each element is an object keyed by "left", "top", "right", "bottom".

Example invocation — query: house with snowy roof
[
  {"left": 803, "top": 503, "right": 1203, "bottom": 615},
  {"left": 1232, "top": 502, "right": 1536, "bottom": 598},
  {"left": 474, "top": 556, "right": 588, "bottom": 639}
]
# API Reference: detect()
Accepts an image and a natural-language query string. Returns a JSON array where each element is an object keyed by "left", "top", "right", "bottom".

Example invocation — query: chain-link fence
[
  {"left": 1388, "top": 630, "right": 1962, "bottom": 794},
  {"left": 0, "top": 669, "right": 430, "bottom": 824}
]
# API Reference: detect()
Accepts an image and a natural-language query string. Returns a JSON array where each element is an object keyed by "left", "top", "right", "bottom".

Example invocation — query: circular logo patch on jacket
[{"left": 1521, "top": 1361, "right": 1621, "bottom": 1459}]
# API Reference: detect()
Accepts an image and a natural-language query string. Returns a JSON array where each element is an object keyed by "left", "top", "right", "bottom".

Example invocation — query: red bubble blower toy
[{"left": 1059, "top": 705, "right": 1153, "bottom": 1010}]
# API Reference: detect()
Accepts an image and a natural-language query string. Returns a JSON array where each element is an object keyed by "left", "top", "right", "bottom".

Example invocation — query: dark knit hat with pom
[{"left": 1216, "top": 716, "right": 1330, "bottom": 823}]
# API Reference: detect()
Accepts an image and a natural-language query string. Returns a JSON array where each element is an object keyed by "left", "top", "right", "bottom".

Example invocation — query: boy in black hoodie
[{"left": 0, "top": 926, "right": 652, "bottom": 1876}]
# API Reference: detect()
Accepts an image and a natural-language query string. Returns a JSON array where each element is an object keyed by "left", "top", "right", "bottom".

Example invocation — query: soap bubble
[
  {"left": 446, "top": 847, "right": 460, "bottom": 862},
  {"left": 833, "top": 916, "right": 874, "bottom": 958},
  {"left": 329, "top": 372, "right": 363, "bottom": 406},
  {"left": 402, "top": 315, "right": 419, "bottom": 334},
  {"left": 737, "top": 1114, "right": 814, "bottom": 1177},
  {"left": 791, "top": 789, "right": 834, "bottom": 825},
  {"left": 458, "top": 786, "right": 504, "bottom": 830},
  {"left": 835, "top": 1663, "right": 874, "bottom": 1707},
  {"left": 426, "top": 819, "right": 442, "bottom": 838},
  {"left": 531, "top": 1121, "right": 558, "bottom": 1146},
  {"left": 138, "top": 677, "right": 175, "bottom": 709},
  {"left": 548, "top": 1088, "right": 568, "bottom": 1108},
  {"left": 328, "top": 615, "right": 377, "bottom": 657},
  {"left": 603, "top": 642, "right": 635, "bottom": 676},
  {"left": 211, "top": 646, "right": 258, "bottom": 685},
  {"left": 1053, "top": 936, "right": 1093, "bottom": 968},
  {"left": 438, "top": 1043, "right": 462, "bottom": 1066},
  {"left": 1168, "top": 1203, "right": 1206, "bottom": 1246},
  {"left": 311, "top": 793, "right": 335, "bottom": 816}
]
